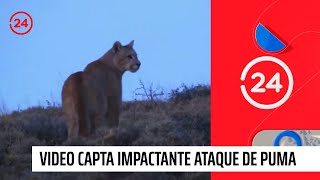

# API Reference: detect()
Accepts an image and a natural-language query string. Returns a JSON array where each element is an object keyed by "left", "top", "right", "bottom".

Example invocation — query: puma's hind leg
[{"left": 62, "top": 72, "right": 91, "bottom": 141}]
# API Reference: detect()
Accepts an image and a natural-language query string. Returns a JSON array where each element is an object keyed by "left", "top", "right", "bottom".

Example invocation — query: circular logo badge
[
  {"left": 240, "top": 56, "right": 293, "bottom": 109},
  {"left": 9, "top": 11, "right": 33, "bottom": 35}
]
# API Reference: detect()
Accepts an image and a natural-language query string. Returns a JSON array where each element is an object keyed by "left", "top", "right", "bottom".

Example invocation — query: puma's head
[{"left": 112, "top": 40, "right": 141, "bottom": 73}]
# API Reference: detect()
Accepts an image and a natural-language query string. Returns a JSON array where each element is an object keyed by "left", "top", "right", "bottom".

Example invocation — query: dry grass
[{"left": 0, "top": 85, "right": 210, "bottom": 180}]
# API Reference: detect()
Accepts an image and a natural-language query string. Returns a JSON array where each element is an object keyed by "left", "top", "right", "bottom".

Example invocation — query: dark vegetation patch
[{"left": 0, "top": 85, "right": 210, "bottom": 180}]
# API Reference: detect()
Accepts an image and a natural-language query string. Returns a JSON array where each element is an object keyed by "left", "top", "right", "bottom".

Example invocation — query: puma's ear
[
  {"left": 128, "top": 40, "right": 134, "bottom": 47},
  {"left": 113, "top": 41, "right": 122, "bottom": 53}
]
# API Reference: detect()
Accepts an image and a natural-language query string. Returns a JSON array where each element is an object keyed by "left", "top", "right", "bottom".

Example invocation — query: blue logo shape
[
  {"left": 273, "top": 130, "right": 302, "bottom": 146},
  {"left": 255, "top": 23, "right": 286, "bottom": 53}
]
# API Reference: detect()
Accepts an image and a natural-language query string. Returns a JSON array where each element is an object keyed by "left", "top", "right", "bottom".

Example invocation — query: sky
[{"left": 0, "top": 0, "right": 210, "bottom": 111}]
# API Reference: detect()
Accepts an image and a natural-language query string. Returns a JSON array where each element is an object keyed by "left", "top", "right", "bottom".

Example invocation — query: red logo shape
[{"left": 9, "top": 11, "right": 33, "bottom": 35}]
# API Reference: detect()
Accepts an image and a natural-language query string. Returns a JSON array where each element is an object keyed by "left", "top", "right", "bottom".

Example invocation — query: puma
[{"left": 62, "top": 40, "right": 141, "bottom": 143}]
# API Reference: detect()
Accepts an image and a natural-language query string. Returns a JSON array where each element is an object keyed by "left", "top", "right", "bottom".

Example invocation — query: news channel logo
[{"left": 252, "top": 130, "right": 320, "bottom": 146}]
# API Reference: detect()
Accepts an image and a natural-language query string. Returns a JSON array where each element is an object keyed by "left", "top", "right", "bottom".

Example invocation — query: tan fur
[{"left": 61, "top": 41, "right": 141, "bottom": 143}]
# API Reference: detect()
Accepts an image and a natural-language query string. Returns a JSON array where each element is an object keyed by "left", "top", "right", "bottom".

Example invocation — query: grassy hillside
[{"left": 0, "top": 85, "right": 210, "bottom": 180}]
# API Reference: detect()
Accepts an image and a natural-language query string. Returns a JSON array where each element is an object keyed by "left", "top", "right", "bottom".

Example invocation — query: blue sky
[{"left": 0, "top": 0, "right": 210, "bottom": 111}]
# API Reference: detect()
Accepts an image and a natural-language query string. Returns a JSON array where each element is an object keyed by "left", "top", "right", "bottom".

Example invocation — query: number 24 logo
[
  {"left": 251, "top": 72, "right": 283, "bottom": 93},
  {"left": 14, "top": 18, "right": 28, "bottom": 28}
]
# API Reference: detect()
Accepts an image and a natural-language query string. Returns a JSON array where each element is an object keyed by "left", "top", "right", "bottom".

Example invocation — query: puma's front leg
[{"left": 104, "top": 96, "right": 121, "bottom": 145}]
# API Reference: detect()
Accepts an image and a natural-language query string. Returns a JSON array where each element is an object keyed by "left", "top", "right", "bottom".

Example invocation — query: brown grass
[{"left": 0, "top": 85, "right": 210, "bottom": 180}]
